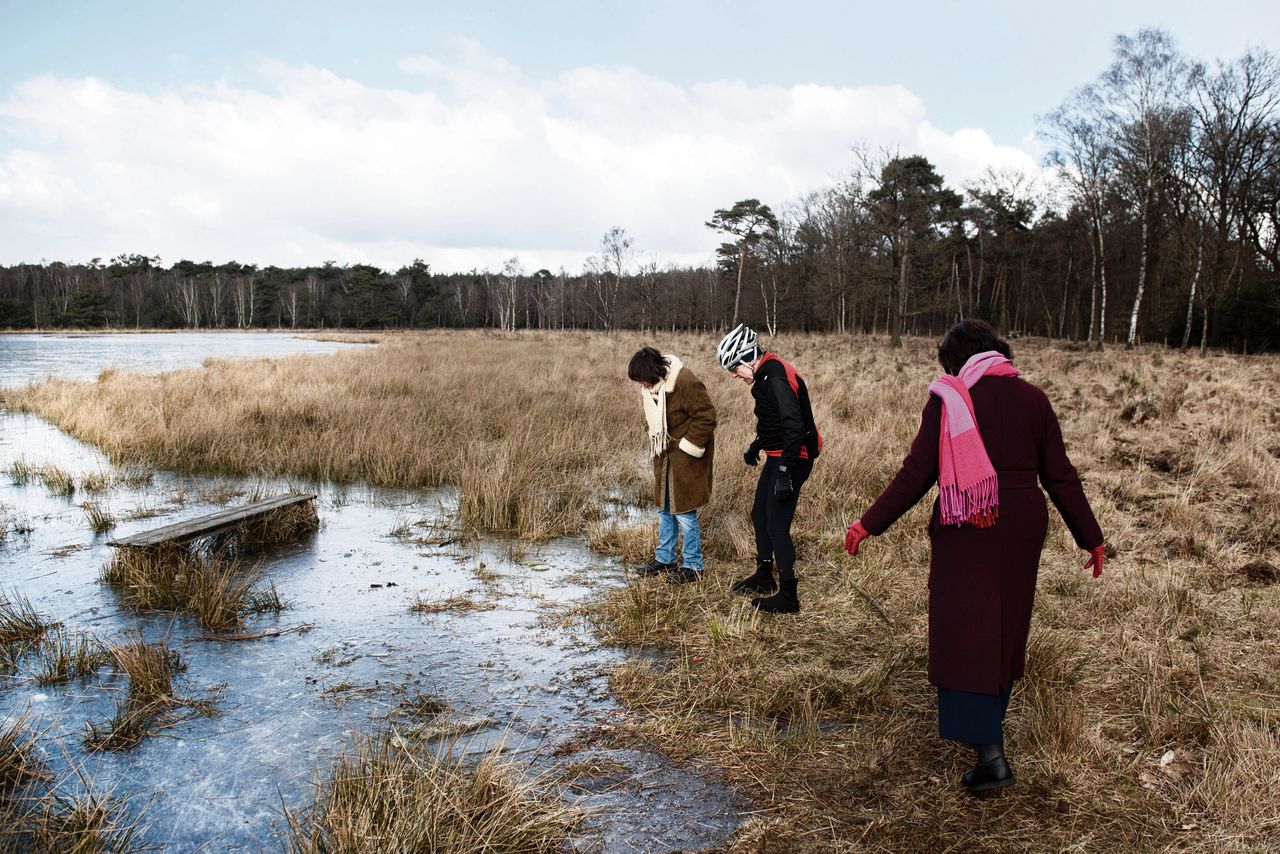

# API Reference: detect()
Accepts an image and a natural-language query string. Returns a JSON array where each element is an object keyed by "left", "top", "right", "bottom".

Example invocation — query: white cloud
[{"left": 0, "top": 44, "right": 1042, "bottom": 271}]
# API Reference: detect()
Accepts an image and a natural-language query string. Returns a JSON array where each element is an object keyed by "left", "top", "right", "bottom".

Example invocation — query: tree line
[{"left": 1, "top": 29, "right": 1277, "bottom": 350}]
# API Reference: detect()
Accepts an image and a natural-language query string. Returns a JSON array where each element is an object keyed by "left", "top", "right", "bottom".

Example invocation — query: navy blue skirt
[{"left": 937, "top": 685, "right": 1012, "bottom": 744}]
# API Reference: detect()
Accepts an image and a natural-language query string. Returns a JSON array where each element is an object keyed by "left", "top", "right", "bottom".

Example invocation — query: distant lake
[{"left": 0, "top": 331, "right": 363, "bottom": 388}]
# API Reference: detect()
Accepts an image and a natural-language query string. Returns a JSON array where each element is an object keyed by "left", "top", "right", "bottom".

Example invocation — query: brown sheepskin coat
[{"left": 649, "top": 366, "right": 717, "bottom": 514}]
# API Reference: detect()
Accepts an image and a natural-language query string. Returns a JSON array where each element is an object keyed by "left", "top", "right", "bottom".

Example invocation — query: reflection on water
[{"left": 0, "top": 334, "right": 739, "bottom": 852}]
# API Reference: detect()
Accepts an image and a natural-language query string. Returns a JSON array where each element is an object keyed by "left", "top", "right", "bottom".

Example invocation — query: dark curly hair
[
  {"left": 937, "top": 320, "right": 1013, "bottom": 376},
  {"left": 627, "top": 346, "right": 668, "bottom": 385}
]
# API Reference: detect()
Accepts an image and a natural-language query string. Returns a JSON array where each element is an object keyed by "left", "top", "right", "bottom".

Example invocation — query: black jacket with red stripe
[{"left": 750, "top": 354, "right": 820, "bottom": 469}]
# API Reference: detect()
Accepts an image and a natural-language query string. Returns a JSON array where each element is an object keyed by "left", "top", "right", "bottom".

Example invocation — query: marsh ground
[{"left": 5, "top": 329, "right": 1279, "bottom": 851}]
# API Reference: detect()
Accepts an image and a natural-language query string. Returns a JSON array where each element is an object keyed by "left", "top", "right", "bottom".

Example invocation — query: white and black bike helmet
[{"left": 716, "top": 323, "right": 760, "bottom": 371}]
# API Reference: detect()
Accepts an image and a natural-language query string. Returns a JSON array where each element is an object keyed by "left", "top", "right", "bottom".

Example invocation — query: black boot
[
  {"left": 666, "top": 566, "right": 704, "bottom": 584},
  {"left": 731, "top": 560, "right": 776, "bottom": 594},
  {"left": 751, "top": 577, "right": 799, "bottom": 613},
  {"left": 963, "top": 745, "right": 1015, "bottom": 793},
  {"left": 635, "top": 559, "right": 674, "bottom": 577}
]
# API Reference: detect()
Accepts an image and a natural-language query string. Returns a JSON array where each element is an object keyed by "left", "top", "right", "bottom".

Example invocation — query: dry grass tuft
[
  {"left": 0, "top": 502, "right": 30, "bottom": 545},
  {"left": 392, "top": 692, "right": 449, "bottom": 721},
  {"left": 36, "top": 465, "right": 76, "bottom": 498},
  {"left": 410, "top": 594, "right": 495, "bottom": 615},
  {"left": 0, "top": 714, "right": 50, "bottom": 794},
  {"left": 287, "top": 733, "right": 578, "bottom": 853},
  {"left": 32, "top": 627, "right": 110, "bottom": 686},
  {"left": 103, "top": 545, "right": 286, "bottom": 631},
  {"left": 0, "top": 591, "right": 54, "bottom": 647},
  {"left": 79, "top": 470, "right": 115, "bottom": 494},
  {"left": 233, "top": 501, "right": 319, "bottom": 553},
  {"left": 15, "top": 790, "right": 145, "bottom": 854},
  {"left": 1, "top": 715, "right": 145, "bottom": 851},
  {"left": 4, "top": 458, "right": 37, "bottom": 486},
  {"left": 81, "top": 502, "right": 115, "bottom": 533},
  {"left": 586, "top": 520, "right": 654, "bottom": 564},
  {"left": 84, "top": 635, "right": 214, "bottom": 752}
]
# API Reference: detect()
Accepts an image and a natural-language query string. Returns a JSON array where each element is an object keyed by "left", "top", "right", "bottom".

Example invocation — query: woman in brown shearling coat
[{"left": 628, "top": 347, "right": 717, "bottom": 583}]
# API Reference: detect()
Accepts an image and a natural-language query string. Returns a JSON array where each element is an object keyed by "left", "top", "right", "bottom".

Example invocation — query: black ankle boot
[
  {"left": 751, "top": 577, "right": 799, "bottom": 613},
  {"left": 731, "top": 560, "right": 776, "bottom": 594},
  {"left": 963, "top": 746, "right": 1015, "bottom": 793},
  {"left": 635, "top": 559, "right": 674, "bottom": 577},
  {"left": 666, "top": 566, "right": 704, "bottom": 584}
]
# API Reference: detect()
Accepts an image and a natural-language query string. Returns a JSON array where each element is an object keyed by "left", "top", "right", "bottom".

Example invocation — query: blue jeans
[{"left": 656, "top": 503, "right": 703, "bottom": 570}]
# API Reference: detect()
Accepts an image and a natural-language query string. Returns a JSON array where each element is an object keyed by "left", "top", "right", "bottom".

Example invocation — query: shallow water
[{"left": 0, "top": 333, "right": 740, "bottom": 851}]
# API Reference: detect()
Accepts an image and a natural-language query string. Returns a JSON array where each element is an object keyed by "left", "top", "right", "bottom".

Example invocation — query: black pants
[
  {"left": 937, "top": 685, "right": 1013, "bottom": 745},
  {"left": 751, "top": 456, "right": 812, "bottom": 580}
]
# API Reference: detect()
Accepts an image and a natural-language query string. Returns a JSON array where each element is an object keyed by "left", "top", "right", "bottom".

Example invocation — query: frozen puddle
[{"left": 0, "top": 412, "right": 741, "bottom": 851}]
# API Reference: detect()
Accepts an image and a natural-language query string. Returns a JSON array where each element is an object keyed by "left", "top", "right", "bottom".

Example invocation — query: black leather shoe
[
  {"left": 963, "top": 755, "right": 1015, "bottom": 793},
  {"left": 751, "top": 578, "right": 799, "bottom": 613},
  {"left": 635, "top": 560, "right": 675, "bottom": 577},
  {"left": 731, "top": 562, "right": 777, "bottom": 594},
  {"left": 666, "top": 566, "right": 704, "bottom": 584}
]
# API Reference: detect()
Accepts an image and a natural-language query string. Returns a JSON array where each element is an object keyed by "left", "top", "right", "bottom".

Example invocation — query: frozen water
[{"left": 0, "top": 332, "right": 740, "bottom": 851}]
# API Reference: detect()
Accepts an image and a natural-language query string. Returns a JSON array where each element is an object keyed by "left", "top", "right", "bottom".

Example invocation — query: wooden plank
[{"left": 110, "top": 493, "right": 317, "bottom": 548}]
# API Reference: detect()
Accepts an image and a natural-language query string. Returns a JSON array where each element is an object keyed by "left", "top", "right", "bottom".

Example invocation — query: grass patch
[
  {"left": 233, "top": 501, "right": 320, "bottom": 554},
  {"left": 32, "top": 627, "right": 110, "bottom": 687},
  {"left": 79, "top": 470, "right": 115, "bottom": 494},
  {"left": 102, "top": 546, "right": 285, "bottom": 631},
  {"left": 82, "top": 501, "right": 116, "bottom": 533},
  {"left": 410, "top": 594, "right": 495, "bottom": 615},
  {"left": 1, "top": 715, "right": 146, "bottom": 851},
  {"left": 84, "top": 636, "right": 216, "bottom": 751},
  {"left": 0, "top": 591, "right": 54, "bottom": 647},
  {"left": 392, "top": 691, "right": 450, "bottom": 721},
  {"left": 5, "top": 458, "right": 36, "bottom": 486},
  {"left": 36, "top": 465, "right": 76, "bottom": 498},
  {"left": 287, "top": 734, "right": 577, "bottom": 853},
  {"left": 0, "top": 714, "right": 50, "bottom": 793}
]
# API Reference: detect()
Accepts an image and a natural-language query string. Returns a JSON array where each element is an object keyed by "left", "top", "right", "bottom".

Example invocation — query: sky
[{"left": 1, "top": 0, "right": 1276, "bottom": 272}]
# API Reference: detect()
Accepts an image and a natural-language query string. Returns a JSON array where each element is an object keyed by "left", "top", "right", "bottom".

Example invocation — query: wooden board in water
[{"left": 109, "top": 493, "right": 317, "bottom": 548}]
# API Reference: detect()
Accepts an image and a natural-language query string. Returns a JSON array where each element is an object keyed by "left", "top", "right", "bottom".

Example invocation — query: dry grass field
[{"left": 6, "top": 329, "right": 1280, "bottom": 850}]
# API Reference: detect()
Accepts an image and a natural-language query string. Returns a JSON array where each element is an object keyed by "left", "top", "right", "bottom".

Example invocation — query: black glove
[
  {"left": 743, "top": 440, "right": 762, "bottom": 466},
  {"left": 774, "top": 466, "right": 794, "bottom": 499}
]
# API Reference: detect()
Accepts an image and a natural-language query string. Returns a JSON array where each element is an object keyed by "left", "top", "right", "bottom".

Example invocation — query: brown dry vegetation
[
  {"left": 1, "top": 715, "right": 145, "bottom": 851},
  {"left": 102, "top": 546, "right": 285, "bottom": 631},
  {"left": 286, "top": 734, "right": 578, "bottom": 853},
  {"left": 100, "top": 503, "right": 307, "bottom": 630},
  {"left": 6, "top": 330, "right": 1280, "bottom": 850},
  {"left": 84, "top": 635, "right": 217, "bottom": 752}
]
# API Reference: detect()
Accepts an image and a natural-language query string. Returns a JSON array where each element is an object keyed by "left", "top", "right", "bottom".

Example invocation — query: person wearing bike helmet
[{"left": 715, "top": 323, "right": 821, "bottom": 613}]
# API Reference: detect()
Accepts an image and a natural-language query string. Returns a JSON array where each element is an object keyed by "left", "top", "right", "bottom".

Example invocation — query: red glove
[
  {"left": 1083, "top": 544, "right": 1105, "bottom": 578},
  {"left": 845, "top": 520, "right": 870, "bottom": 557}
]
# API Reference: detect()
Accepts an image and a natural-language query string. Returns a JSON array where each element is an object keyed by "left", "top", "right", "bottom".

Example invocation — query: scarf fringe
[
  {"left": 647, "top": 431, "right": 671, "bottom": 458},
  {"left": 938, "top": 474, "right": 1000, "bottom": 528}
]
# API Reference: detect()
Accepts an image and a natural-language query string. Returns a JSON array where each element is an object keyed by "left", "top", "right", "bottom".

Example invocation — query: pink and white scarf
[{"left": 928, "top": 351, "right": 1019, "bottom": 528}]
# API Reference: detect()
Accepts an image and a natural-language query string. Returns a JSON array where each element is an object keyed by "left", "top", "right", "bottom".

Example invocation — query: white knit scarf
[{"left": 641, "top": 354, "right": 683, "bottom": 458}]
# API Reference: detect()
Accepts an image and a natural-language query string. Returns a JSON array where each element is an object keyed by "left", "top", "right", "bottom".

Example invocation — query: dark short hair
[
  {"left": 628, "top": 347, "right": 668, "bottom": 385},
  {"left": 937, "top": 320, "right": 1013, "bottom": 375}
]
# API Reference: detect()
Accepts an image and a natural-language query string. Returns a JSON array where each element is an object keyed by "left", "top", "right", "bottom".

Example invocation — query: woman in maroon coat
[{"left": 844, "top": 320, "right": 1105, "bottom": 793}]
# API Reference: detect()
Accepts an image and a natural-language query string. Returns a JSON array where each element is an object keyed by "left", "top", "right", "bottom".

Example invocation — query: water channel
[{"left": 0, "top": 332, "right": 741, "bottom": 851}]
